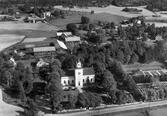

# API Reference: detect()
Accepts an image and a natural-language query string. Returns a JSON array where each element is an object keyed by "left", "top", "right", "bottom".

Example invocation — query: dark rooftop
[{"left": 63, "top": 67, "right": 95, "bottom": 77}]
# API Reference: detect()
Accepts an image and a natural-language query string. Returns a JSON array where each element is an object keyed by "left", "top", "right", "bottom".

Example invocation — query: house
[
  {"left": 155, "top": 35, "right": 163, "bottom": 41},
  {"left": 57, "top": 35, "right": 81, "bottom": 51},
  {"left": 61, "top": 61, "right": 95, "bottom": 89},
  {"left": 64, "top": 36, "right": 81, "bottom": 43},
  {"left": 33, "top": 46, "right": 56, "bottom": 58},
  {"left": 36, "top": 58, "right": 49, "bottom": 67},
  {"left": 25, "top": 14, "right": 45, "bottom": 23},
  {"left": 56, "top": 32, "right": 72, "bottom": 37}
]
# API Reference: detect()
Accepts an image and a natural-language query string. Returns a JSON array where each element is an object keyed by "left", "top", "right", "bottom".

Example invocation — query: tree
[
  {"left": 39, "top": 65, "right": 50, "bottom": 83},
  {"left": 68, "top": 93, "right": 78, "bottom": 108},
  {"left": 2, "top": 70, "right": 12, "bottom": 87},
  {"left": 66, "top": 23, "right": 77, "bottom": 35},
  {"left": 14, "top": 62, "right": 27, "bottom": 102},
  {"left": 24, "top": 98, "right": 38, "bottom": 116},
  {"left": 93, "top": 61, "right": 106, "bottom": 83},
  {"left": 45, "top": 59, "right": 64, "bottom": 113},
  {"left": 129, "top": 53, "right": 139, "bottom": 64},
  {"left": 62, "top": 55, "right": 78, "bottom": 69},
  {"left": 101, "top": 70, "right": 117, "bottom": 92},
  {"left": 81, "top": 16, "right": 90, "bottom": 24},
  {"left": 88, "top": 33, "right": 102, "bottom": 44},
  {"left": 46, "top": 72, "right": 63, "bottom": 113},
  {"left": 116, "top": 49, "right": 124, "bottom": 63},
  {"left": 77, "top": 92, "right": 101, "bottom": 108},
  {"left": 77, "top": 93, "right": 88, "bottom": 108},
  {"left": 109, "top": 90, "right": 117, "bottom": 104},
  {"left": 52, "top": 10, "right": 61, "bottom": 17},
  {"left": 23, "top": 67, "right": 33, "bottom": 94}
]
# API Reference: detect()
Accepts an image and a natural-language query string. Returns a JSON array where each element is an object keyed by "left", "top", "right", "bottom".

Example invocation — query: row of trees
[
  {"left": 147, "top": 0, "right": 167, "bottom": 11},
  {"left": 139, "top": 87, "right": 167, "bottom": 102}
]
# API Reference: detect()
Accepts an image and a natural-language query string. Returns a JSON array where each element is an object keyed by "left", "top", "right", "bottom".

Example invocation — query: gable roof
[
  {"left": 63, "top": 67, "right": 95, "bottom": 77},
  {"left": 56, "top": 32, "right": 72, "bottom": 37},
  {"left": 63, "top": 69, "right": 75, "bottom": 77},
  {"left": 65, "top": 36, "right": 81, "bottom": 42},
  {"left": 33, "top": 46, "right": 55, "bottom": 52},
  {"left": 83, "top": 68, "right": 95, "bottom": 75}
]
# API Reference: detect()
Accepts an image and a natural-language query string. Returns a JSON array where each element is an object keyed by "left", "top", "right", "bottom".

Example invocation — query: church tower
[{"left": 75, "top": 60, "right": 83, "bottom": 88}]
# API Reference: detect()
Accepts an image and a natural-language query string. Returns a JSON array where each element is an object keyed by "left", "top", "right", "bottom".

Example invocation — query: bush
[
  {"left": 66, "top": 23, "right": 77, "bottom": 35},
  {"left": 77, "top": 92, "right": 102, "bottom": 108},
  {"left": 81, "top": 16, "right": 90, "bottom": 24}
]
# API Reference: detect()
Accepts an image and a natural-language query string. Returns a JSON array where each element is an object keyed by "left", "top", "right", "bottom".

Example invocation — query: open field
[
  {"left": 0, "top": 22, "right": 60, "bottom": 31},
  {"left": 0, "top": 29, "right": 57, "bottom": 38},
  {"left": 54, "top": 5, "right": 155, "bottom": 18},
  {"left": 0, "top": 34, "right": 25, "bottom": 51},
  {"left": 0, "top": 89, "right": 23, "bottom": 116},
  {"left": 50, "top": 12, "right": 127, "bottom": 29},
  {"left": 0, "top": 101, "right": 23, "bottom": 116},
  {"left": 0, "top": 22, "right": 59, "bottom": 51}
]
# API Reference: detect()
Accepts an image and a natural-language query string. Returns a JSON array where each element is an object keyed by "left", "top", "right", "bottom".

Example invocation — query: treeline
[
  {"left": 146, "top": 0, "right": 167, "bottom": 11},
  {"left": 0, "top": 0, "right": 114, "bottom": 7},
  {"left": 112, "top": 0, "right": 148, "bottom": 7},
  {"left": 139, "top": 86, "right": 167, "bottom": 102}
]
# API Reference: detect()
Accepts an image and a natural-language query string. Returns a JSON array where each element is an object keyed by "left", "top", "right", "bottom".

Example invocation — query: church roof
[
  {"left": 83, "top": 68, "right": 95, "bottom": 75},
  {"left": 64, "top": 69, "right": 75, "bottom": 76},
  {"left": 63, "top": 68, "right": 95, "bottom": 77}
]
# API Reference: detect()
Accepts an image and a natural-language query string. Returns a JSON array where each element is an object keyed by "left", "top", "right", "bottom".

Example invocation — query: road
[
  {"left": 0, "top": 89, "right": 24, "bottom": 116},
  {"left": 45, "top": 100, "right": 167, "bottom": 116}
]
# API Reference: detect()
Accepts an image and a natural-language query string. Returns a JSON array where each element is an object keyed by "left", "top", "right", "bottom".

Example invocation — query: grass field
[
  {"left": 0, "top": 22, "right": 60, "bottom": 31},
  {"left": 49, "top": 12, "right": 127, "bottom": 29},
  {"left": 0, "top": 30, "right": 57, "bottom": 38},
  {"left": 0, "top": 34, "right": 25, "bottom": 51},
  {"left": 54, "top": 5, "right": 155, "bottom": 18}
]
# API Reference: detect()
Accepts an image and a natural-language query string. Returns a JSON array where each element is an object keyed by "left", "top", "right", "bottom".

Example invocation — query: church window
[
  {"left": 83, "top": 79, "right": 85, "bottom": 83},
  {"left": 91, "top": 79, "right": 93, "bottom": 82},
  {"left": 72, "top": 80, "right": 74, "bottom": 84},
  {"left": 68, "top": 80, "right": 70, "bottom": 84},
  {"left": 64, "top": 80, "right": 66, "bottom": 85},
  {"left": 78, "top": 81, "right": 80, "bottom": 86},
  {"left": 87, "top": 77, "right": 89, "bottom": 83}
]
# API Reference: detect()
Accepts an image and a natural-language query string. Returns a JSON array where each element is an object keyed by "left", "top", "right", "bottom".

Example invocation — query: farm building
[
  {"left": 33, "top": 46, "right": 56, "bottom": 58},
  {"left": 17, "top": 37, "right": 67, "bottom": 58},
  {"left": 123, "top": 62, "right": 167, "bottom": 84}
]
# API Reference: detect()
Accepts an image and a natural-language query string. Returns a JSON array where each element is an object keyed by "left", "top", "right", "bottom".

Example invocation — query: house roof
[
  {"left": 56, "top": 32, "right": 72, "bottom": 37},
  {"left": 65, "top": 36, "right": 81, "bottom": 42},
  {"left": 33, "top": 46, "right": 56, "bottom": 52}
]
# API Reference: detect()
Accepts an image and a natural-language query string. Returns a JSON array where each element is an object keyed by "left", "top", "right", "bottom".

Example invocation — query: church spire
[{"left": 76, "top": 59, "right": 82, "bottom": 68}]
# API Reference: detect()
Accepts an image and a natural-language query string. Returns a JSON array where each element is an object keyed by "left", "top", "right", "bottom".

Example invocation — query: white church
[{"left": 61, "top": 61, "right": 95, "bottom": 89}]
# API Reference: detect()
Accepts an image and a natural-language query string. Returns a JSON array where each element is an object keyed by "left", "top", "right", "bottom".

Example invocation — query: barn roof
[{"left": 33, "top": 46, "right": 55, "bottom": 52}]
